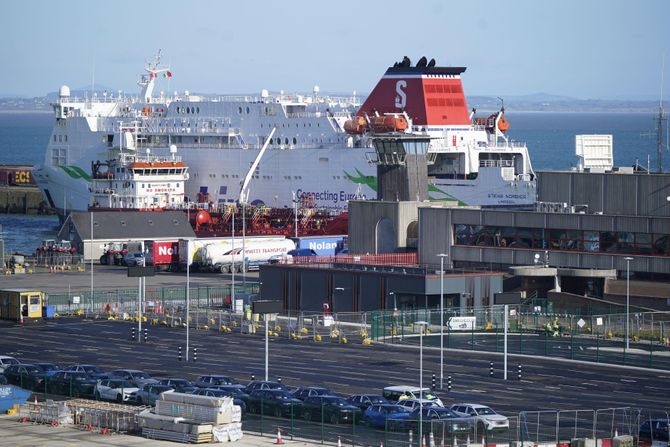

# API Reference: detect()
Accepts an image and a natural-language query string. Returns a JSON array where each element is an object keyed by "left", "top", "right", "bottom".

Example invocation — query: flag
[
  {"left": 149, "top": 73, "right": 156, "bottom": 78},
  {"left": 164, "top": 71, "right": 172, "bottom": 78}
]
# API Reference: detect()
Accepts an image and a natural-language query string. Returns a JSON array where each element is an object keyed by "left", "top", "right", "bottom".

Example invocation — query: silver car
[
  {"left": 95, "top": 379, "right": 138, "bottom": 403},
  {"left": 134, "top": 384, "right": 174, "bottom": 406},
  {"left": 449, "top": 403, "right": 509, "bottom": 430}
]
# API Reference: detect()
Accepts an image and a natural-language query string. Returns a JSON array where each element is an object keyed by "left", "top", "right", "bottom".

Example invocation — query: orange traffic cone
[
  {"left": 422, "top": 435, "right": 427, "bottom": 447},
  {"left": 275, "top": 427, "right": 283, "bottom": 444},
  {"left": 482, "top": 435, "right": 486, "bottom": 446},
  {"left": 338, "top": 436, "right": 342, "bottom": 447}
]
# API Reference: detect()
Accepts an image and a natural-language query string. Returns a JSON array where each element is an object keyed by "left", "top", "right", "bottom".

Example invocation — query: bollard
[
  {"left": 251, "top": 375, "right": 255, "bottom": 382},
  {"left": 193, "top": 347, "right": 198, "bottom": 362},
  {"left": 490, "top": 361, "right": 494, "bottom": 377},
  {"left": 432, "top": 373, "right": 436, "bottom": 390},
  {"left": 518, "top": 364, "right": 522, "bottom": 380},
  {"left": 143, "top": 328, "right": 148, "bottom": 342},
  {"left": 131, "top": 327, "right": 135, "bottom": 341},
  {"left": 178, "top": 346, "right": 182, "bottom": 362},
  {"left": 409, "top": 430, "right": 413, "bottom": 445},
  {"left": 277, "top": 377, "right": 282, "bottom": 384},
  {"left": 447, "top": 375, "right": 452, "bottom": 392}
]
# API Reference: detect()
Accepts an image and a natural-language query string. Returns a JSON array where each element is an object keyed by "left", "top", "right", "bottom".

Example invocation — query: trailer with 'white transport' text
[{"left": 176, "top": 236, "right": 290, "bottom": 272}]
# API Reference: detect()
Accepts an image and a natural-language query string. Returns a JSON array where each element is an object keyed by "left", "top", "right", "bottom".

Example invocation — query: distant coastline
[{"left": 0, "top": 95, "right": 661, "bottom": 114}]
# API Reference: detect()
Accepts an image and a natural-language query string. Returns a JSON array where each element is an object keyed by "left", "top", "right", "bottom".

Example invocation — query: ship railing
[{"left": 480, "top": 159, "right": 514, "bottom": 168}]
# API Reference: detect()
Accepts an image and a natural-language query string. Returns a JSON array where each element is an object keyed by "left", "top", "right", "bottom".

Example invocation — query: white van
[{"left": 382, "top": 386, "right": 444, "bottom": 407}]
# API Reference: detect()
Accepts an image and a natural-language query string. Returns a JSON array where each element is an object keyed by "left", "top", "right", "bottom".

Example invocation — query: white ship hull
[{"left": 33, "top": 55, "right": 537, "bottom": 218}]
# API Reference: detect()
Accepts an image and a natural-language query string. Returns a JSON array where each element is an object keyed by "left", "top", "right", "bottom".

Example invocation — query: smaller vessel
[{"left": 90, "top": 124, "right": 189, "bottom": 211}]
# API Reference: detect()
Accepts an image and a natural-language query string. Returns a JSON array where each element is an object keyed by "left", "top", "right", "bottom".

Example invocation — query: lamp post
[
  {"left": 415, "top": 320, "right": 428, "bottom": 446},
  {"left": 437, "top": 253, "right": 448, "bottom": 390},
  {"left": 624, "top": 257, "right": 633, "bottom": 350}
]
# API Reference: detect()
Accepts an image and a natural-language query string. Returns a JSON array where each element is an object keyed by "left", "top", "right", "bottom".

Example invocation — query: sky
[{"left": 1, "top": 0, "right": 669, "bottom": 100}]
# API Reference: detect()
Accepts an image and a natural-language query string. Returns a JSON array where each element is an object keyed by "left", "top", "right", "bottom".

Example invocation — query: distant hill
[{"left": 0, "top": 91, "right": 662, "bottom": 113}]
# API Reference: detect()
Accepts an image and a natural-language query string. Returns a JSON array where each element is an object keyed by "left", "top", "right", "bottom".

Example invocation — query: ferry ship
[{"left": 33, "top": 52, "right": 536, "bottom": 218}]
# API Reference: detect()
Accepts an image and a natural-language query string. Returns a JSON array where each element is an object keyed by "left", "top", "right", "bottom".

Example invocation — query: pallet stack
[{"left": 139, "top": 392, "right": 242, "bottom": 443}]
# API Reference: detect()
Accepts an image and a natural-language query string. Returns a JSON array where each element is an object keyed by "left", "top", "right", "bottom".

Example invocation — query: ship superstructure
[{"left": 33, "top": 53, "right": 536, "bottom": 219}]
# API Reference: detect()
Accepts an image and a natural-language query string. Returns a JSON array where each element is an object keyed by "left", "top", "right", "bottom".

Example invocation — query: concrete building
[{"left": 260, "top": 262, "right": 503, "bottom": 313}]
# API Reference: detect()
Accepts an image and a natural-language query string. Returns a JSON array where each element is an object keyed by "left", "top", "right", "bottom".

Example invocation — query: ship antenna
[{"left": 657, "top": 53, "right": 666, "bottom": 172}]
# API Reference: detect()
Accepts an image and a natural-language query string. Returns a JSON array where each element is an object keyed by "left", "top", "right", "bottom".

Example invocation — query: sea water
[{"left": 0, "top": 111, "right": 662, "bottom": 254}]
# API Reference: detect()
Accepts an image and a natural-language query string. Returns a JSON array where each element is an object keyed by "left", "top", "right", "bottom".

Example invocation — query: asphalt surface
[
  {"left": 2, "top": 268, "right": 669, "bottom": 445},
  {"left": 1, "top": 317, "right": 668, "bottom": 415}
]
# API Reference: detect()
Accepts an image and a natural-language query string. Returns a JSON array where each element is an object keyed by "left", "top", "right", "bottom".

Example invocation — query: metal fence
[{"left": 369, "top": 306, "right": 670, "bottom": 370}]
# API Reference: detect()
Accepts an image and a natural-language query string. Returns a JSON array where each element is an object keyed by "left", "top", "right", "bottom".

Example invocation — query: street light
[
  {"left": 437, "top": 253, "right": 448, "bottom": 390},
  {"left": 415, "top": 320, "right": 429, "bottom": 447},
  {"left": 624, "top": 257, "right": 633, "bottom": 350}
]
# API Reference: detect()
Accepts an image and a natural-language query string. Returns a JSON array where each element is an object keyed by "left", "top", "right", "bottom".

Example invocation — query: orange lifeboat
[
  {"left": 497, "top": 115, "right": 510, "bottom": 133},
  {"left": 369, "top": 115, "right": 408, "bottom": 133},
  {"left": 343, "top": 116, "right": 368, "bottom": 134}
]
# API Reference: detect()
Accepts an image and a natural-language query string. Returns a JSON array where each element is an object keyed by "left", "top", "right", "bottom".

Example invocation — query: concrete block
[{"left": 612, "top": 436, "right": 633, "bottom": 447}]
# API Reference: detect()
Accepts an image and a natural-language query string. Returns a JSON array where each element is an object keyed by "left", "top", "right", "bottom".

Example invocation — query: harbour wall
[{"left": 0, "top": 186, "right": 52, "bottom": 214}]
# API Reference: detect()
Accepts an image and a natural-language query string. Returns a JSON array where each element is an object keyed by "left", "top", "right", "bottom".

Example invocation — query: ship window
[
  {"left": 64, "top": 135, "right": 68, "bottom": 142},
  {"left": 58, "top": 135, "right": 62, "bottom": 142},
  {"left": 285, "top": 138, "right": 289, "bottom": 145},
  {"left": 219, "top": 186, "right": 227, "bottom": 194},
  {"left": 246, "top": 107, "right": 250, "bottom": 114},
  {"left": 293, "top": 137, "right": 297, "bottom": 145},
  {"left": 197, "top": 107, "right": 200, "bottom": 114},
  {"left": 53, "top": 135, "right": 56, "bottom": 142},
  {"left": 238, "top": 107, "right": 242, "bottom": 114}
]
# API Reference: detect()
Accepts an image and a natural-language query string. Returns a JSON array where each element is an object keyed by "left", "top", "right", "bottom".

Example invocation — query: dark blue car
[{"left": 364, "top": 404, "right": 411, "bottom": 427}]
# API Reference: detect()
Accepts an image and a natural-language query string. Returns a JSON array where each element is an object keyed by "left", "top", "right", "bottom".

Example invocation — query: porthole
[
  {"left": 246, "top": 107, "right": 250, "bottom": 114},
  {"left": 238, "top": 106, "right": 243, "bottom": 114},
  {"left": 292, "top": 137, "right": 297, "bottom": 145}
]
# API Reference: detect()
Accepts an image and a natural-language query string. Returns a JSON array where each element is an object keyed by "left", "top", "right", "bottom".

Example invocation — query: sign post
[
  {"left": 252, "top": 300, "right": 283, "bottom": 381},
  {"left": 128, "top": 265, "right": 155, "bottom": 342}
]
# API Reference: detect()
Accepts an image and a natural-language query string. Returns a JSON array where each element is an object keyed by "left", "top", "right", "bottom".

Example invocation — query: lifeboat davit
[
  {"left": 369, "top": 115, "right": 408, "bottom": 133},
  {"left": 343, "top": 116, "right": 368, "bottom": 134}
]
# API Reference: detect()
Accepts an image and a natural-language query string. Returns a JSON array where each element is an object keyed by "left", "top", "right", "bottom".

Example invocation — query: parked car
[
  {"left": 190, "top": 388, "right": 247, "bottom": 413},
  {"left": 638, "top": 419, "right": 669, "bottom": 446},
  {"left": 108, "top": 369, "right": 157, "bottom": 388},
  {"left": 301, "top": 396, "right": 362, "bottom": 424},
  {"left": 0, "top": 356, "right": 19, "bottom": 374},
  {"left": 346, "top": 394, "right": 389, "bottom": 411},
  {"left": 134, "top": 384, "right": 174, "bottom": 406},
  {"left": 449, "top": 403, "right": 509, "bottom": 430},
  {"left": 247, "top": 389, "right": 303, "bottom": 418},
  {"left": 208, "top": 385, "right": 251, "bottom": 405},
  {"left": 3, "top": 364, "right": 48, "bottom": 390},
  {"left": 35, "top": 363, "right": 60, "bottom": 376},
  {"left": 382, "top": 386, "right": 444, "bottom": 407},
  {"left": 364, "top": 404, "right": 411, "bottom": 428},
  {"left": 292, "top": 386, "right": 332, "bottom": 401},
  {"left": 194, "top": 375, "right": 239, "bottom": 388},
  {"left": 49, "top": 371, "right": 97, "bottom": 397},
  {"left": 396, "top": 398, "right": 439, "bottom": 413},
  {"left": 94, "top": 379, "right": 138, "bottom": 403},
  {"left": 403, "top": 407, "right": 472, "bottom": 433},
  {"left": 65, "top": 364, "right": 108, "bottom": 380},
  {"left": 157, "top": 378, "right": 197, "bottom": 393},
  {"left": 123, "top": 252, "right": 145, "bottom": 267},
  {"left": 245, "top": 380, "right": 288, "bottom": 394}
]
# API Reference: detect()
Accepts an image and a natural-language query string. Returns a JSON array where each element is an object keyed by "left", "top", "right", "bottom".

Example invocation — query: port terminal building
[{"left": 261, "top": 169, "right": 670, "bottom": 313}]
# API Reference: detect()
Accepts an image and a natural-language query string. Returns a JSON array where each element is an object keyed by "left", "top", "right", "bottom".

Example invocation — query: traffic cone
[
  {"left": 453, "top": 436, "right": 458, "bottom": 447},
  {"left": 422, "top": 434, "right": 427, "bottom": 447},
  {"left": 430, "top": 432, "right": 436, "bottom": 447},
  {"left": 19, "top": 312, "right": 24, "bottom": 325},
  {"left": 614, "top": 427, "right": 618, "bottom": 437},
  {"left": 482, "top": 435, "right": 486, "bottom": 446},
  {"left": 338, "top": 435, "right": 342, "bottom": 447},
  {"left": 275, "top": 427, "right": 283, "bottom": 444},
  {"left": 467, "top": 435, "right": 471, "bottom": 445}
]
